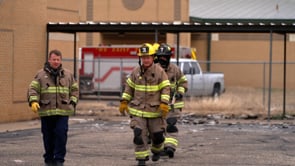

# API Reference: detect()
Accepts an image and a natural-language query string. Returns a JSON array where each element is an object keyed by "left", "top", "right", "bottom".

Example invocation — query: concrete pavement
[{"left": 0, "top": 117, "right": 295, "bottom": 166}]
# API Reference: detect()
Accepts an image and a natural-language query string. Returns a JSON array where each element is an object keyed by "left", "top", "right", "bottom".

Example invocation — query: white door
[{"left": 182, "top": 62, "right": 204, "bottom": 96}]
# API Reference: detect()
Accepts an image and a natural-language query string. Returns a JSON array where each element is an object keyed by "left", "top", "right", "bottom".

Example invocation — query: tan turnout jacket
[
  {"left": 122, "top": 63, "right": 170, "bottom": 118},
  {"left": 164, "top": 63, "right": 188, "bottom": 109},
  {"left": 28, "top": 64, "right": 79, "bottom": 117}
]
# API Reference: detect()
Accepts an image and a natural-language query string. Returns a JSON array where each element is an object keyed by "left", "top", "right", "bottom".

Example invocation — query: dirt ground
[{"left": 1, "top": 99, "right": 295, "bottom": 166}]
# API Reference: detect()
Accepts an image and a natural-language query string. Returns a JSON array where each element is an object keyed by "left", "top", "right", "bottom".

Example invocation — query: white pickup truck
[{"left": 171, "top": 58, "right": 225, "bottom": 97}]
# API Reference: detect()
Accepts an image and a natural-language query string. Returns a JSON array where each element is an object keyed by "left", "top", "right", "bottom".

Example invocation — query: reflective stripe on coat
[{"left": 28, "top": 67, "right": 79, "bottom": 117}]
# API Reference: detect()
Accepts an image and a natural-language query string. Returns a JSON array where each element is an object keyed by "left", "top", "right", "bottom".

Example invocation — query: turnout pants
[
  {"left": 164, "top": 108, "right": 181, "bottom": 150},
  {"left": 130, "top": 116, "right": 166, "bottom": 160}
]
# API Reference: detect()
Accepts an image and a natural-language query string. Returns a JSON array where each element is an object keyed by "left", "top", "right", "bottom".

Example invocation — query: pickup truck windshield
[
  {"left": 172, "top": 61, "right": 200, "bottom": 75},
  {"left": 189, "top": 62, "right": 200, "bottom": 74}
]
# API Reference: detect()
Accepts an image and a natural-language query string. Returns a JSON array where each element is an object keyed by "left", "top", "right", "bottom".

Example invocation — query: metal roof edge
[
  {"left": 47, "top": 20, "right": 295, "bottom": 33},
  {"left": 190, "top": 17, "right": 295, "bottom": 24}
]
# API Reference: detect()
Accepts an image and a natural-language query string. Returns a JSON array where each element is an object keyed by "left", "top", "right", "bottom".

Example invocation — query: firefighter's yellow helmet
[
  {"left": 137, "top": 43, "right": 156, "bottom": 56},
  {"left": 153, "top": 43, "right": 160, "bottom": 51},
  {"left": 152, "top": 43, "right": 160, "bottom": 63}
]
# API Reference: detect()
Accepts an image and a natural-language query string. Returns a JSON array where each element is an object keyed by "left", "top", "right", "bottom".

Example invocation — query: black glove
[
  {"left": 70, "top": 100, "right": 76, "bottom": 108},
  {"left": 175, "top": 93, "right": 183, "bottom": 100}
]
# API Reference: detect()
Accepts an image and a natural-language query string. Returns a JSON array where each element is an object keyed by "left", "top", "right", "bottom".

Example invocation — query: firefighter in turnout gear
[
  {"left": 27, "top": 49, "right": 79, "bottom": 166},
  {"left": 119, "top": 43, "right": 170, "bottom": 166},
  {"left": 155, "top": 43, "right": 188, "bottom": 158}
]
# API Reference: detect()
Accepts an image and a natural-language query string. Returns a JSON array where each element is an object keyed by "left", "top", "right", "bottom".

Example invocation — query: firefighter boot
[
  {"left": 165, "top": 147, "right": 175, "bottom": 158},
  {"left": 159, "top": 150, "right": 167, "bottom": 156},
  {"left": 55, "top": 162, "right": 64, "bottom": 166},
  {"left": 44, "top": 161, "right": 55, "bottom": 166},
  {"left": 152, "top": 153, "right": 160, "bottom": 161},
  {"left": 137, "top": 159, "right": 146, "bottom": 166}
]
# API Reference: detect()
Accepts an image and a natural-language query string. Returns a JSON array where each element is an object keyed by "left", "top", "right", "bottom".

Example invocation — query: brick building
[{"left": 0, "top": 0, "right": 189, "bottom": 122}]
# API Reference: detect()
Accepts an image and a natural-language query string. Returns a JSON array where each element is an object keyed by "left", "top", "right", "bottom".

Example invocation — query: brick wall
[{"left": 0, "top": 0, "right": 47, "bottom": 123}]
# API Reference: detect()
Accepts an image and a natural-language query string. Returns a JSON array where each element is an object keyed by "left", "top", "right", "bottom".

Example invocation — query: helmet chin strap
[{"left": 138, "top": 57, "right": 144, "bottom": 76}]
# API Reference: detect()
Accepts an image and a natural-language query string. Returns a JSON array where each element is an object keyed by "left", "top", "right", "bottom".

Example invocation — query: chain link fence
[{"left": 62, "top": 58, "right": 295, "bottom": 118}]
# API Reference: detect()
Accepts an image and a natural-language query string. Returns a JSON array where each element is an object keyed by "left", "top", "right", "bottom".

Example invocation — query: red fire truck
[{"left": 78, "top": 45, "right": 196, "bottom": 97}]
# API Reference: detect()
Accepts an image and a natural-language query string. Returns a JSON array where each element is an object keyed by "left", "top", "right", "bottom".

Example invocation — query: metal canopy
[
  {"left": 47, "top": 19, "right": 295, "bottom": 33},
  {"left": 46, "top": 19, "right": 295, "bottom": 119}
]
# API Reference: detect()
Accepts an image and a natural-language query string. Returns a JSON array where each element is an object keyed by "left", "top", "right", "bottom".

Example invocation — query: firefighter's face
[
  {"left": 141, "top": 55, "right": 154, "bottom": 68},
  {"left": 48, "top": 53, "right": 62, "bottom": 69}
]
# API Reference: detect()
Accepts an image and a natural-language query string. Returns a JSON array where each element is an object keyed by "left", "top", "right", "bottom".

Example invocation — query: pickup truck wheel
[{"left": 212, "top": 85, "right": 220, "bottom": 98}]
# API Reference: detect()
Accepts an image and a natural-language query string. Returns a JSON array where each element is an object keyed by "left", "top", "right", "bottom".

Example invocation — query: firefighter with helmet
[
  {"left": 155, "top": 43, "right": 188, "bottom": 158},
  {"left": 119, "top": 43, "right": 171, "bottom": 166}
]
